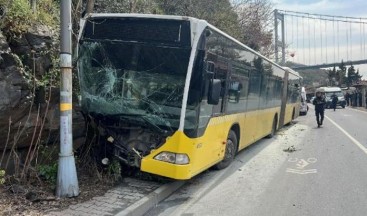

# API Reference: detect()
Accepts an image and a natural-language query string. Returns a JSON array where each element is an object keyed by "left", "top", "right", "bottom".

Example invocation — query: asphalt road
[{"left": 145, "top": 106, "right": 367, "bottom": 216}]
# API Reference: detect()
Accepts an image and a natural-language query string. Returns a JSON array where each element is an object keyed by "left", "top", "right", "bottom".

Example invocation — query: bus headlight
[{"left": 154, "top": 152, "right": 189, "bottom": 165}]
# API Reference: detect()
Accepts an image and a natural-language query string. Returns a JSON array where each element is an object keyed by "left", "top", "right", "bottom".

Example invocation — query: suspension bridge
[{"left": 274, "top": 10, "right": 367, "bottom": 70}]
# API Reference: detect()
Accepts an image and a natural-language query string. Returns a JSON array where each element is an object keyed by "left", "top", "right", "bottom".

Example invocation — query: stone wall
[{"left": 0, "top": 26, "right": 85, "bottom": 153}]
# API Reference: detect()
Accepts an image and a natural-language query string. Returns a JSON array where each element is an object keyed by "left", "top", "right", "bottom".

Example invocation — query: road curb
[{"left": 115, "top": 180, "right": 186, "bottom": 216}]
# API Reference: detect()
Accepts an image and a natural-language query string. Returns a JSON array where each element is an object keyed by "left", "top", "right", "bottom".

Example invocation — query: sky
[{"left": 271, "top": 0, "right": 367, "bottom": 79}]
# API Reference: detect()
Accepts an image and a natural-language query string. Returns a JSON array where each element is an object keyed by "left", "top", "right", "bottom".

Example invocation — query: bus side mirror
[{"left": 208, "top": 79, "right": 221, "bottom": 105}]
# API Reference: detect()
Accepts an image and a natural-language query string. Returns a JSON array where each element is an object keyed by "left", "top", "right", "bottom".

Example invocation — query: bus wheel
[
  {"left": 266, "top": 117, "right": 277, "bottom": 138},
  {"left": 214, "top": 130, "right": 237, "bottom": 170}
]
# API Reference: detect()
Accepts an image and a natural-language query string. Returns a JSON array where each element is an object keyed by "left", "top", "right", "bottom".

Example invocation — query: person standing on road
[
  {"left": 345, "top": 92, "right": 350, "bottom": 106},
  {"left": 313, "top": 91, "right": 326, "bottom": 128},
  {"left": 358, "top": 91, "right": 363, "bottom": 107},
  {"left": 331, "top": 94, "right": 338, "bottom": 111}
]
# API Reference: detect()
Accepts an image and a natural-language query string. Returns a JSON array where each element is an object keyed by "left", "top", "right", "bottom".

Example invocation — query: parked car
[{"left": 300, "top": 87, "right": 308, "bottom": 115}]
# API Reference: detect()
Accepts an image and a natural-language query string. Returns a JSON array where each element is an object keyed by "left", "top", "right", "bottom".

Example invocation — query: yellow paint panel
[
  {"left": 141, "top": 107, "right": 282, "bottom": 180},
  {"left": 60, "top": 103, "right": 72, "bottom": 111},
  {"left": 284, "top": 103, "right": 300, "bottom": 124}
]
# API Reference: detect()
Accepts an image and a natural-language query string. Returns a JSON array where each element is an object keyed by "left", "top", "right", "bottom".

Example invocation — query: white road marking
[
  {"left": 325, "top": 115, "right": 367, "bottom": 155},
  {"left": 288, "top": 158, "right": 298, "bottom": 162},
  {"left": 288, "top": 157, "right": 317, "bottom": 164},
  {"left": 286, "top": 168, "right": 317, "bottom": 175},
  {"left": 286, "top": 158, "right": 318, "bottom": 174},
  {"left": 307, "top": 158, "right": 317, "bottom": 163},
  {"left": 296, "top": 159, "right": 310, "bottom": 169}
]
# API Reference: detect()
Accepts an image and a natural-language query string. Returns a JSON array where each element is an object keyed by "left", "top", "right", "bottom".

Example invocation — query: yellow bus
[{"left": 77, "top": 14, "right": 301, "bottom": 180}]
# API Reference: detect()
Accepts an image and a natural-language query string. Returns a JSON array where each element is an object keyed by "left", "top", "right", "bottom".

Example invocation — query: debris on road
[{"left": 283, "top": 145, "right": 297, "bottom": 153}]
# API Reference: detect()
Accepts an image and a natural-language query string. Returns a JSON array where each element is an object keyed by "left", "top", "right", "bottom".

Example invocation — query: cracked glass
[{"left": 78, "top": 19, "right": 192, "bottom": 132}]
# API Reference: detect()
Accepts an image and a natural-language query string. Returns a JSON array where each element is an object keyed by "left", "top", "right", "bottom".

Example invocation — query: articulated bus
[{"left": 77, "top": 14, "right": 302, "bottom": 179}]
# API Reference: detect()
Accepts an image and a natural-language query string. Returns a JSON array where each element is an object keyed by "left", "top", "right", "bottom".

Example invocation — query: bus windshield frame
[{"left": 78, "top": 17, "right": 192, "bottom": 131}]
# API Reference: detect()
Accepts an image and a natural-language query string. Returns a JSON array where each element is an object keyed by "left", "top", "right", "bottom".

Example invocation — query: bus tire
[
  {"left": 214, "top": 130, "right": 237, "bottom": 170},
  {"left": 266, "top": 116, "right": 277, "bottom": 138}
]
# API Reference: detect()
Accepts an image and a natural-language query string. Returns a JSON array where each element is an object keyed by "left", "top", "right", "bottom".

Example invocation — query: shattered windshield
[{"left": 78, "top": 40, "right": 191, "bottom": 130}]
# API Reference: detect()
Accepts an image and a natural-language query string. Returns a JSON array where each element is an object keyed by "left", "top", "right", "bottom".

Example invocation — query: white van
[
  {"left": 300, "top": 87, "right": 308, "bottom": 115},
  {"left": 316, "top": 86, "right": 346, "bottom": 108}
]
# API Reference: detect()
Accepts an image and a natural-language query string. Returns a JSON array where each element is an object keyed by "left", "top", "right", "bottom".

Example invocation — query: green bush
[
  {"left": 0, "top": 0, "right": 34, "bottom": 34},
  {"left": 0, "top": 169, "right": 5, "bottom": 185},
  {"left": 0, "top": 0, "right": 59, "bottom": 35},
  {"left": 38, "top": 163, "right": 58, "bottom": 184}
]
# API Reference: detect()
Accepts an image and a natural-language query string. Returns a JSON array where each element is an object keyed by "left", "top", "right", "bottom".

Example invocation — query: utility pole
[
  {"left": 56, "top": 0, "right": 79, "bottom": 198},
  {"left": 279, "top": 69, "right": 289, "bottom": 127},
  {"left": 274, "top": 9, "right": 279, "bottom": 64}
]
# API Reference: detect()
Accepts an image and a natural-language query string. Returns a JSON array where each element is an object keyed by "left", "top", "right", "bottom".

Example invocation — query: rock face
[
  {"left": 0, "top": 26, "right": 85, "bottom": 154},
  {"left": 0, "top": 32, "right": 27, "bottom": 112}
]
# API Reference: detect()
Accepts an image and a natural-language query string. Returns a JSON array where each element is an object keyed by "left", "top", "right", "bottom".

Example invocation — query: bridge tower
[{"left": 274, "top": 9, "right": 286, "bottom": 65}]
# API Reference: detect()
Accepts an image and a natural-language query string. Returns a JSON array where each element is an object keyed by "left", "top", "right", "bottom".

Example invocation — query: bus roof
[
  {"left": 316, "top": 86, "right": 342, "bottom": 92},
  {"left": 281, "top": 66, "right": 301, "bottom": 77},
  {"left": 83, "top": 13, "right": 302, "bottom": 79},
  {"left": 87, "top": 13, "right": 201, "bottom": 22}
]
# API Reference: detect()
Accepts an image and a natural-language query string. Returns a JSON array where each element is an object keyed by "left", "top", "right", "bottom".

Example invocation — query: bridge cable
[
  {"left": 346, "top": 17, "right": 349, "bottom": 61},
  {"left": 291, "top": 14, "right": 294, "bottom": 59},
  {"left": 278, "top": 11, "right": 367, "bottom": 66},
  {"left": 360, "top": 18, "right": 363, "bottom": 60},
  {"left": 364, "top": 22, "right": 366, "bottom": 59},
  {"left": 308, "top": 14, "right": 311, "bottom": 65},
  {"left": 333, "top": 17, "right": 336, "bottom": 63},
  {"left": 279, "top": 12, "right": 367, "bottom": 24},
  {"left": 303, "top": 15, "right": 305, "bottom": 64},
  {"left": 325, "top": 19, "right": 328, "bottom": 63},
  {"left": 320, "top": 16, "right": 323, "bottom": 64},
  {"left": 350, "top": 20, "right": 352, "bottom": 60},
  {"left": 286, "top": 15, "right": 289, "bottom": 61},
  {"left": 314, "top": 15, "right": 317, "bottom": 65},
  {"left": 278, "top": 10, "right": 367, "bottom": 21},
  {"left": 336, "top": 21, "right": 340, "bottom": 61},
  {"left": 296, "top": 16, "right": 299, "bottom": 57}
]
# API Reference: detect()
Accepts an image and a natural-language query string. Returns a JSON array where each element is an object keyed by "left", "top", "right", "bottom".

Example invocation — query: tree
[
  {"left": 93, "top": 0, "right": 158, "bottom": 13},
  {"left": 85, "top": 0, "right": 94, "bottom": 14},
  {"left": 233, "top": 0, "right": 274, "bottom": 56},
  {"left": 73, "top": 0, "right": 273, "bottom": 57},
  {"left": 327, "top": 66, "right": 337, "bottom": 86},
  {"left": 336, "top": 60, "right": 347, "bottom": 86},
  {"left": 157, "top": 0, "right": 242, "bottom": 40},
  {"left": 346, "top": 64, "right": 363, "bottom": 86}
]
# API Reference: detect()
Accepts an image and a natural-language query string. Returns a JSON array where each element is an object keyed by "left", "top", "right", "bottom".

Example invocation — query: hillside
[{"left": 285, "top": 62, "right": 329, "bottom": 87}]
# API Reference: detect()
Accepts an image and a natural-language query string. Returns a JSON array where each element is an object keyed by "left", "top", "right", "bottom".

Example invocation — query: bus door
[
  {"left": 212, "top": 57, "right": 229, "bottom": 116},
  {"left": 190, "top": 58, "right": 228, "bottom": 172}
]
